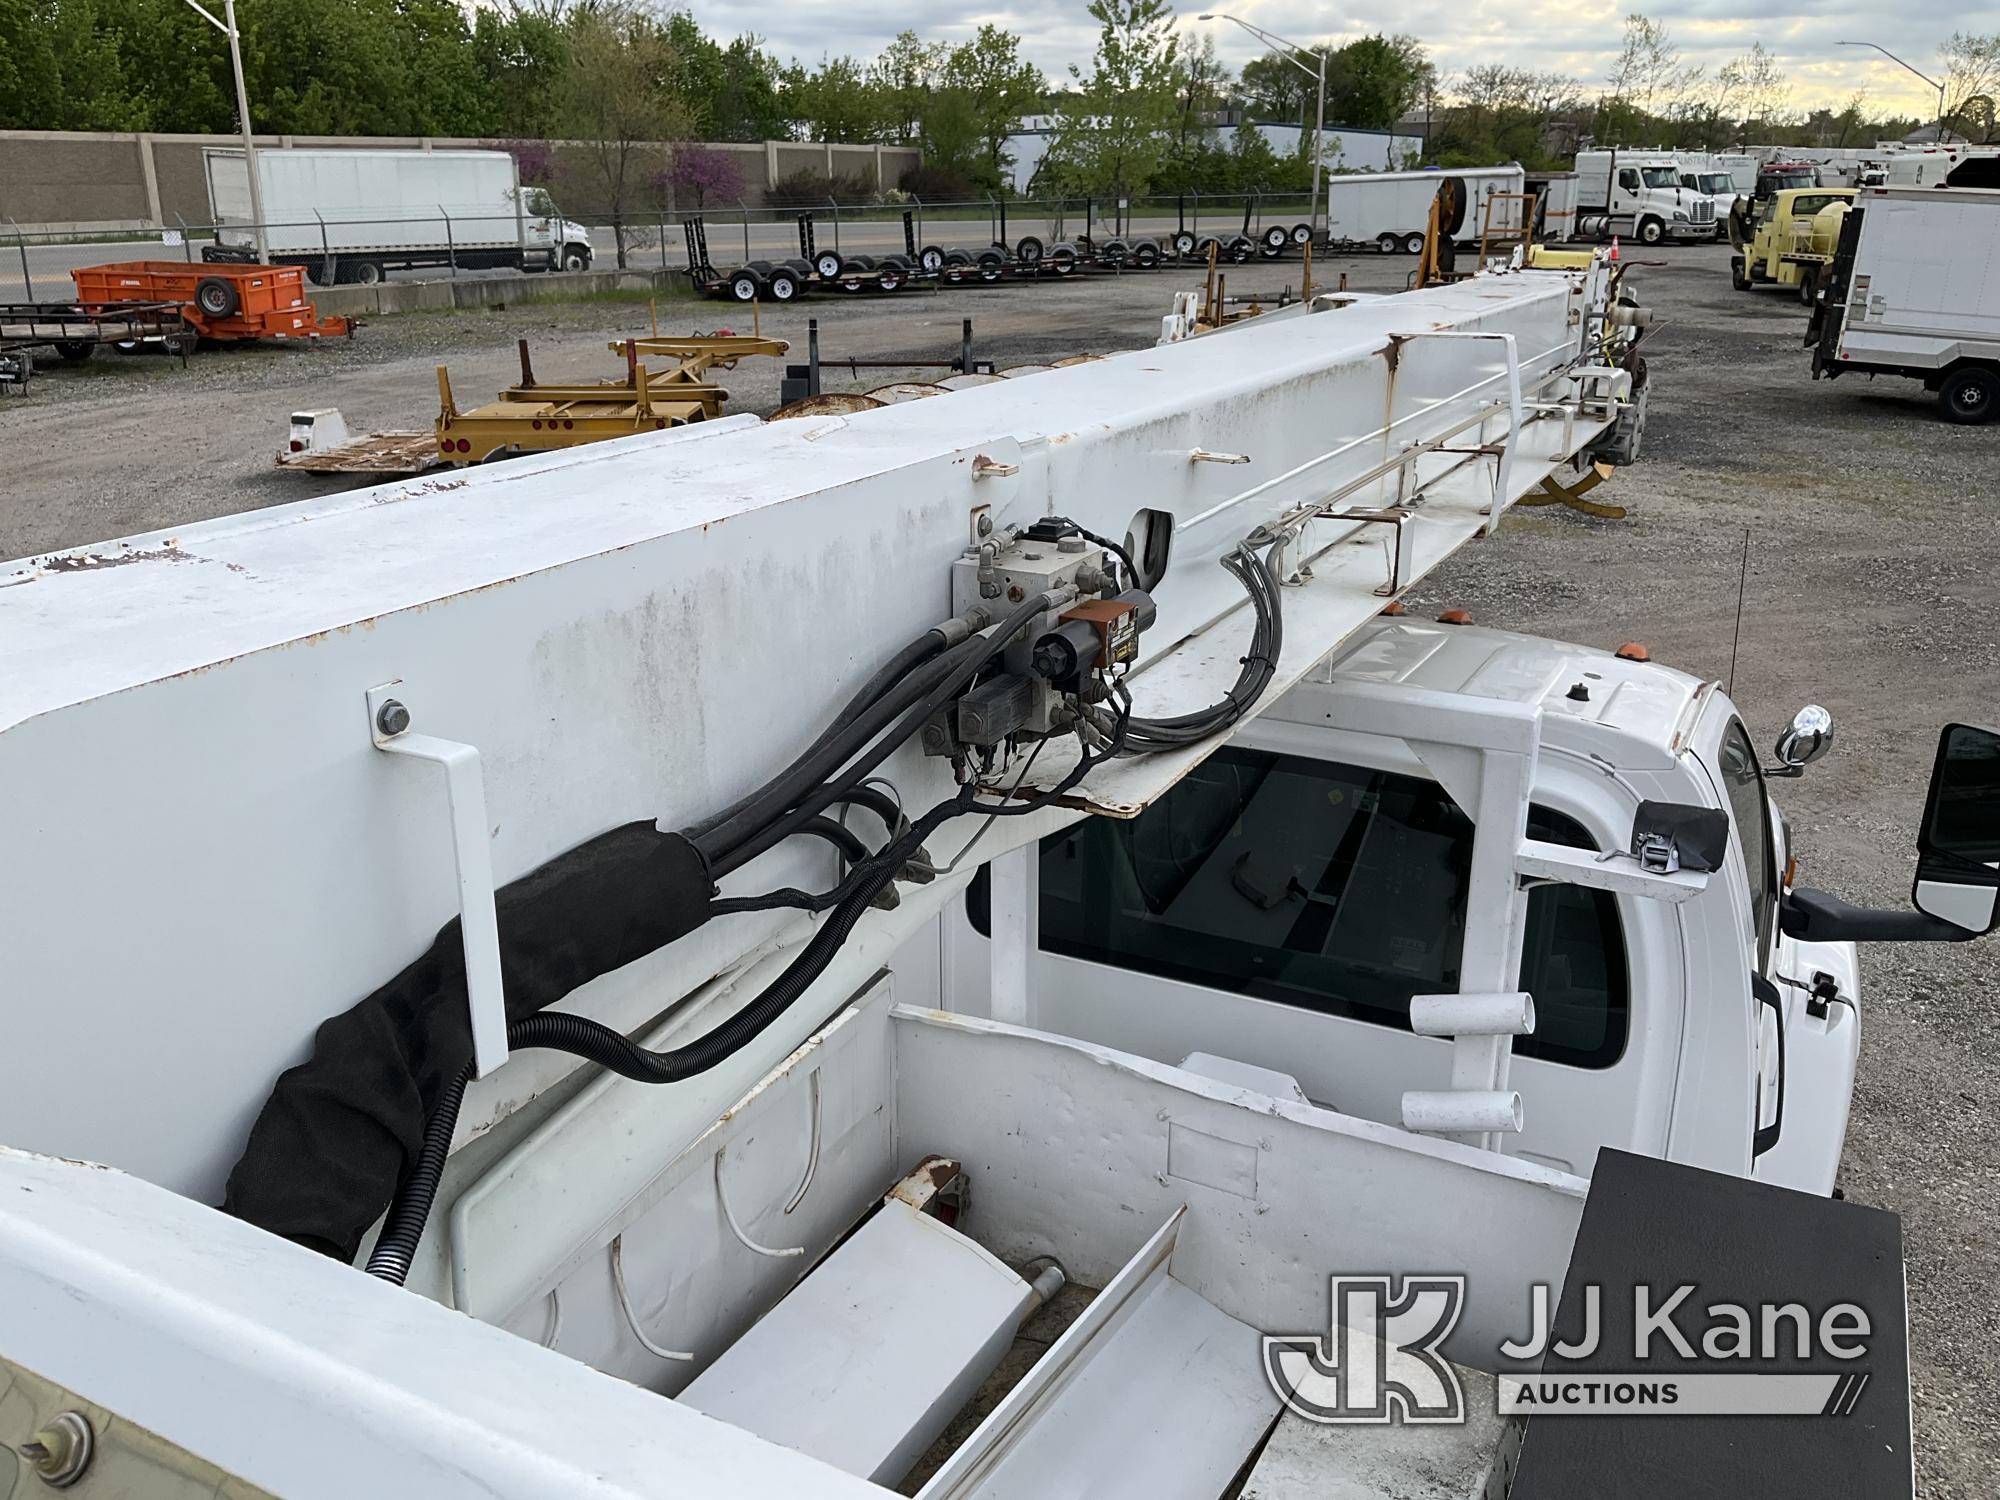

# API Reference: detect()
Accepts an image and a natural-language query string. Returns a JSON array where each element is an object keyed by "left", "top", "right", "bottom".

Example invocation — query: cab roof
[{"left": 1319, "top": 618, "right": 1713, "bottom": 770}]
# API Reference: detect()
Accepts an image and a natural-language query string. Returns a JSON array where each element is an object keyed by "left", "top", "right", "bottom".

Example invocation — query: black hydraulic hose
[
  {"left": 683, "top": 626, "right": 949, "bottom": 843},
  {"left": 1124, "top": 541, "right": 1283, "bottom": 752},
  {"left": 693, "top": 634, "right": 985, "bottom": 872},
  {"left": 701, "top": 591, "right": 1061, "bottom": 879},
  {"left": 794, "top": 815, "right": 871, "bottom": 867},
  {"left": 364, "top": 1064, "right": 470, "bottom": 1286},
  {"left": 823, "top": 783, "right": 901, "bottom": 836},
  {"left": 515, "top": 790, "right": 970, "bottom": 1083}
]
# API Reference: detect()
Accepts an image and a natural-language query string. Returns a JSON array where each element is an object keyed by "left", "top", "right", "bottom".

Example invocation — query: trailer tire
[
  {"left": 727, "top": 268, "right": 763, "bottom": 302},
  {"left": 1099, "top": 238, "right": 1130, "bottom": 266},
  {"left": 1403, "top": 232, "right": 1426, "bottom": 256},
  {"left": 1048, "top": 245, "right": 1078, "bottom": 276},
  {"left": 1261, "top": 225, "right": 1289, "bottom": 253},
  {"left": 1636, "top": 216, "right": 1665, "bottom": 246},
  {"left": 942, "top": 249, "right": 973, "bottom": 267},
  {"left": 194, "top": 276, "right": 242, "bottom": 317},
  {"left": 812, "top": 250, "right": 842, "bottom": 279},
  {"left": 1171, "top": 229, "right": 1197, "bottom": 257},
  {"left": 1015, "top": 235, "right": 1044, "bottom": 267},
  {"left": 1437, "top": 176, "right": 1468, "bottom": 235},
  {"left": 1290, "top": 222, "right": 1313, "bottom": 246},
  {"left": 1133, "top": 239, "right": 1160, "bottom": 268},
  {"left": 976, "top": 249, "right": 1006, "bottom": 282},
  {"left": 54, "top": 340, "right": 93, "bottom": 365},
  {"left": 1729, "top": 255, "right": 1751, "bottom": 291},
  {"left": 1376, "top": 231, "right": 1400, "bottom": 254},
  {"left": 1225, "top": 234, "right": 1255, "bottom": 263},
  {"left": 1940, "top": 365, "right": 1998, "bottom": 425},
  {"left": 877, "top": 264, "right": 905, "bottom": 292},
  {"left": 1259, "top": 240, "right": 1284, "bottom": 260},
  {"left": 918, "top": 244, "right": 945, "bottom": 273},
  {"left": 766, "top": 267, "right": 802, "bottom": 302}
]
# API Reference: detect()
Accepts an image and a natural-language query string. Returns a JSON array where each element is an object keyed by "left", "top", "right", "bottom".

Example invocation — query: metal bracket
[
  {"left": 1320, "top": 506, "right": 1415, "bottom": 595},
  {"left": 366, "top": 681, "right": 508, "bottom": 1079},
  {"left": 1189, "top": 447, "right": 1251, "bottom": 465}
]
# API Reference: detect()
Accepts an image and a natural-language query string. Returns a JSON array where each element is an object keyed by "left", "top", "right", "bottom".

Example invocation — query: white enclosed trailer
[
  {"left": 1810, "top": 184, "right": 2000, "bottom": 422},
  {"left": 1322, "top": 164, "right": 1526, "bottom": 253},
  {"left": 204, "top": 147, "right": 594, "bottom": 285},
  {"left": 0, "top": 255, "right": 1952, "bottom": 1497}
]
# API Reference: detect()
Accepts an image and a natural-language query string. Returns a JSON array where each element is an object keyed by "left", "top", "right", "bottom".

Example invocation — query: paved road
[{"left": 1, "top": 209, "right": 1336, "bottom": 302}]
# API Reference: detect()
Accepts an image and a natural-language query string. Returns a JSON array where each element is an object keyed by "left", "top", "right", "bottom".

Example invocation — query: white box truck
[
  {"left": 1572, "top": 149, "right": 1716, "bottom": 244},
  {"left": 1808, "top": 184, "right": 2000, "bottom": 423},
  {"left": 1322, "top": 165, "right": 1526, "bottom": 253},
  {"left": 202, "top": 147, "right": 593, "bottom": 285}
]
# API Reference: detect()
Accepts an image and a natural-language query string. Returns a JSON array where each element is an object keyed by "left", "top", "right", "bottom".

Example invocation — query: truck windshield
[
  {"left": 1699, "top": 174, "right": 1734, "bottom": 194},
  {"left": 1641, "top": 167, "right": 1680, "bottom": 188},
  {"left": 971, "top": 745, "right": 1630, "bottom": 1069}
]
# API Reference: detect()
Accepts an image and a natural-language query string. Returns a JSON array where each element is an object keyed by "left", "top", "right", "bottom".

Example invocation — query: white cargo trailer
[
  {"left": 203, "top": 147, "right": 593, "bottom": 285},
  {"left": 1809, "top": 184, "right": 2000, "bottom": 422},
  {"left": 1322, "top": 164, "right": 1526, "bottom": 253}
]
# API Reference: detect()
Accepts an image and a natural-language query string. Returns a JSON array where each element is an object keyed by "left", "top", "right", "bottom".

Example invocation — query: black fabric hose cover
[{"left": 221, "top": 822, "right": 713, "bottom": 1262}]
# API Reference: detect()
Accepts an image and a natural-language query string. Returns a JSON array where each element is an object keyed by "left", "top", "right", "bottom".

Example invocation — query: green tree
[
  {"left": 1043, "top": 0, "right": 1181, "bottom": 199},
  {"left": 783, "top": 54, "right": 883, "bottom": 142},
  {"left": 1941, "top": 32, "right": 2000, "bottom": 140},
  {"left": 873, "top": 29, "right": 946, "bottom": 145},
  {"left": 1239, "top": 51, "right": 1310, "bottom": 123},
  {"left": 713, "top": 36, "right": 790, "bottom": 141},
  {"left": 940, "top": 25, "right": 1044, "bottom": 187},
  {"left": 555, "top": 7, "right": 688, "bottom": 265},
  {"left": 1325, "top": 34, "right": 1431, "bottom": 131}
]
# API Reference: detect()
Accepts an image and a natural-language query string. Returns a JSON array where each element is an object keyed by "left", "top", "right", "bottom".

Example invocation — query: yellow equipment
[
  {"left": 435, "top": 330, "right": 786, "bottom": 467},
  {"left": 1729, "top": 188, "right": 1855, "bottom": 303}
]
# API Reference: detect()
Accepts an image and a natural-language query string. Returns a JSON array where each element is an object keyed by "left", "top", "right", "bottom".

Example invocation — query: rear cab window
[{"left": 971, "top": 746, "right": 1629, "bottom": 1068}]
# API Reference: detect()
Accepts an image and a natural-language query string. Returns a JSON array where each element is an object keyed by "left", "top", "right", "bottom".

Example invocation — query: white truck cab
[
  {"left": 946, "top": 616, "right": 2000, "bottom": 1200},
  {"left": 1575, "top": 149, "right": 1716, "bottom": 245},
  {"left": 1676, "top": 158, "right": 1739, "bottom": 239}
]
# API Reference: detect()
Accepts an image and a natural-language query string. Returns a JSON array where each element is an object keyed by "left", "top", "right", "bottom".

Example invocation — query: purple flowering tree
[{"left": 662, "top": 144, "right": 746, "bottom": 209}]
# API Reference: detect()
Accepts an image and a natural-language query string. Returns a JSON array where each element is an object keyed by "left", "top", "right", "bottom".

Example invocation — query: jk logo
[{"left": 1263, "top": 1275, "right": 1467, "bottom": 1424}]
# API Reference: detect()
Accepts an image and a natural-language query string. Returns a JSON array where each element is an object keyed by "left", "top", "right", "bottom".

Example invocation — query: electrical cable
[
  {"left": 1121, "top": 540, "right": 1283, "bottom": 753},
  {"left": 364, "top": 1063, "right": 469, "bottom": 1284}
]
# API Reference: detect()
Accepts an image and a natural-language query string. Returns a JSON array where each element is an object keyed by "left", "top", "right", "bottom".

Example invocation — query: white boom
[{"left": 0, "top": 257, "right": 1648, "bottom": 1498}]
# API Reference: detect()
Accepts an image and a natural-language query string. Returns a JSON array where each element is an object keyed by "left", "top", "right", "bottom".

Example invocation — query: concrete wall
[
  {"left": 0, "top": 131, "right": 923, "bottom": 231},
  {"left": 309, "top": 265, "right": 681, "bottom": 319}
]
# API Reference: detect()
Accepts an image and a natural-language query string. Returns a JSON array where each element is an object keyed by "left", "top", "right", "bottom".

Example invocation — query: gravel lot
[{"left": 4, "top": 244, "right": 1996, "bottom": 1493}]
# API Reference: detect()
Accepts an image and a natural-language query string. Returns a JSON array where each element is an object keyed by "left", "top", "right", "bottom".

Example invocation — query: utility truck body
[
  {"left": 0, "top": 253, "right": 1966, "bottom": 1497},
  {"left": 1810, "top": 185, "right": 2000, "bottom": 423},
  {"left": 203, "top": 147, "right": 593, "bottom": 285}
]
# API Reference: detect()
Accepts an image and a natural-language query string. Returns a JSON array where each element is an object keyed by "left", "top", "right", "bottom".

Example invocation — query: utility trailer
[
  {"left": 686, "top": 213, "right": 934, "bottom": 303},
  {"left": 1808, "top": 184, "right": 2000, "bottom": 423},
  {"left": 1324, "top": 166, "right": 1528, "bottom": 254},
  {"left": 0, "top": 299, "right": 190, "bottom": 389},
  {"left": 71, "top": 260, "right": 351, "bottom": 342},
  {"left": 3, "top": 249, "right": 1978, "bottom": 1497}
]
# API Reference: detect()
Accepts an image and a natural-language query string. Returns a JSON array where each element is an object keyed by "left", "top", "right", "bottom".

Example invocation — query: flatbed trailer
[{"left": 0, "top": 300, "right": 190, "bottom": 392}]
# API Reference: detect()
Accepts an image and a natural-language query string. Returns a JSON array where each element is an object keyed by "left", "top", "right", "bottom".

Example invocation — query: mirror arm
[
  {"left": 1780, "top": 886, "right": 1978, "bottom": 945},
  {"left": 1761, "top": 763, "right": 1806, "bottom": 779}
]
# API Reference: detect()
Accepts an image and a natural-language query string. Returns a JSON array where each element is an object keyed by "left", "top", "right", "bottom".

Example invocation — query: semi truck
[
  {"left": 1322, "top": 164, "right": 1526, "bottom": 252},
  {"left": 202, "top": 147, "right": 594, "bottom": 285},
  {"left": 1674, "top": 154, "right": 1739, "bottom": 237},
  {"left": 1573, "top": 149, "right": 1716, "bottom": 244},
  {"left": 0, "top": 250, "right": 1956, "bottom": 1497},
  {"left": 1809, "top": 184, "right": 2000, "bottom": 423}
]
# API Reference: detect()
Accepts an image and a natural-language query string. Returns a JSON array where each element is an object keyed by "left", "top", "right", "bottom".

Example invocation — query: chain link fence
[{"left": 5, "top": 191, "right": 1324, "bottom": 300}]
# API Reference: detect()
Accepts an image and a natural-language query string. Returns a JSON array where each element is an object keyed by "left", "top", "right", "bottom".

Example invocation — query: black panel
[{"left": 1509, "top": 1149, "right": 1911, "bottom": 1500}]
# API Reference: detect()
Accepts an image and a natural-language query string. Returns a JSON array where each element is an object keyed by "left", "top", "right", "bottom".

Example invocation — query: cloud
[{"left": 677, "top": 0, "right": 1955, "bottom": 116}]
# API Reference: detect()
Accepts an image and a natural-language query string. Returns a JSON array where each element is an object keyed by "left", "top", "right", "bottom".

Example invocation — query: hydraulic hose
[
  {"left": 364, "top": 1064, "right": 469, "bottom": 1285},
  {"left": 684, "top": 626, "right": 950, "bottom": 843},
  {"left": 1123, "top": 540, "right": 1283, "bottom": 752}
]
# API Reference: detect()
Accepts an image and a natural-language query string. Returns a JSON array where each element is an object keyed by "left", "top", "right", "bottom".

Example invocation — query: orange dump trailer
[{"left": 70, "top": 261, "right": 351, "bottom": 342}]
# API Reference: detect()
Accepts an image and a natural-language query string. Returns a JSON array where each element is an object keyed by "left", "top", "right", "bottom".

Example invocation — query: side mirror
[
  {"left": 1914, "top": 723, "right": 2000, "bottom": 935},
  {"left": 1768, "top": 704, "right": 1834, "bottom": 777}
]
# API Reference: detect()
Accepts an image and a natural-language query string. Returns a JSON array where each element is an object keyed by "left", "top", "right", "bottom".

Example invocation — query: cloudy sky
[{"left": 682, "top": 1, "right": 1955, "bottom": 118}]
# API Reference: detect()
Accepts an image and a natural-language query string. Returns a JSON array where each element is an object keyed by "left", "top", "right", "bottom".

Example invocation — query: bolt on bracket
[{"left": 366, "top": 681, "right": 508, "bottom": 1080}]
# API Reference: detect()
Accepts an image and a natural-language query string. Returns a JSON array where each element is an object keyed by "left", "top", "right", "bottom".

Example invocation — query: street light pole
[
  {"left": 1200, "top": 13, "right": 1327, "bottom": 237},
  {"left": 182, "top": 0, "right": 268, "bottom": 261},
  {"left": 1838, "top": 40, "right": 1949, "bottom": 142}
]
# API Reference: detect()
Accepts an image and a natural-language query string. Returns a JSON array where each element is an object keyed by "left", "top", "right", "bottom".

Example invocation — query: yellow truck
[{"left": 1727, "top": 187, "right": 1855, "bottom": 303}]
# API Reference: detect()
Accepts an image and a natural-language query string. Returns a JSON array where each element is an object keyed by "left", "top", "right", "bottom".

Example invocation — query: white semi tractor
[
  {"left": 1573, "top": 148, "right": 1718, "bottom": 244},
  {"left": 0, "top": 251, "right": 1954, "bottom": 1497},
  {"left": 203, "top": 147, "right": 594, "bottom": 285}
]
